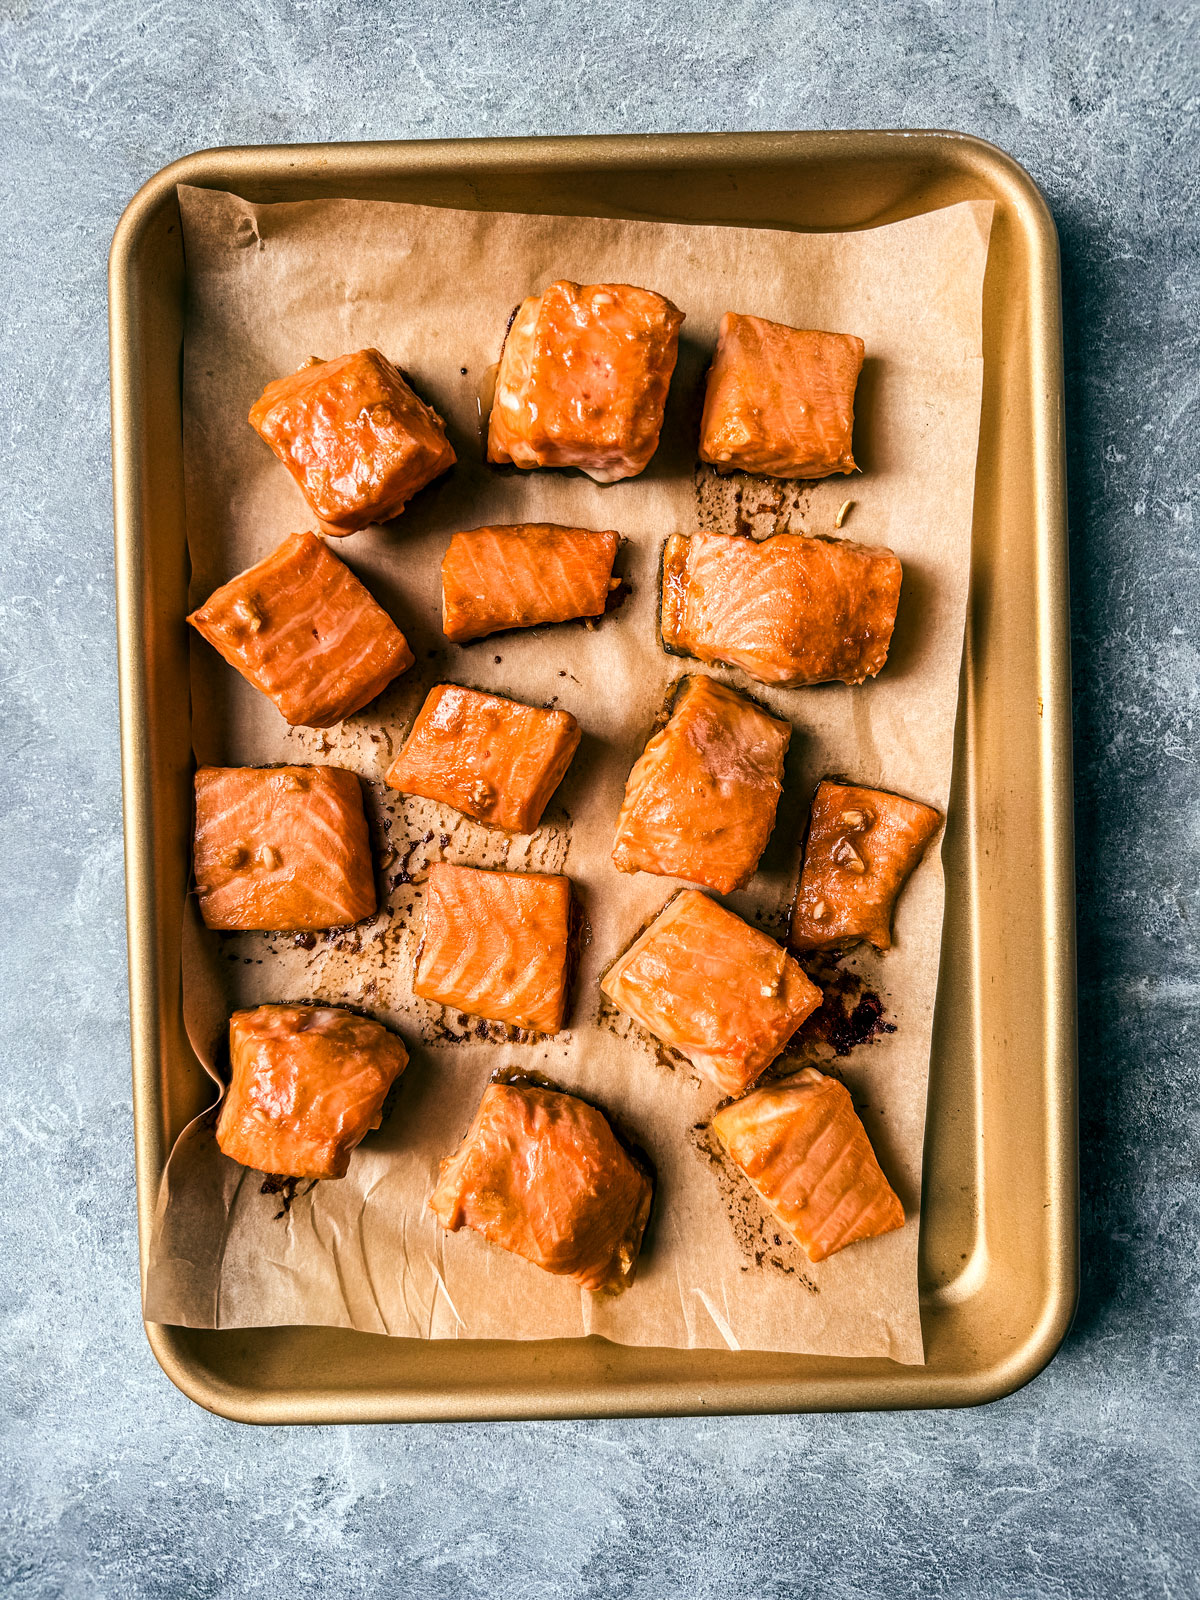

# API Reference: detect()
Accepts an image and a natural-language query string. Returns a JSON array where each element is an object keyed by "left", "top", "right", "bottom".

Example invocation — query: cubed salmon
[
  {"left": 386, "top": 684, "right": 580, "bottom": 835},
  {"left": 194, "top": 765, "right": 375, "bottom": 931},
  {"left": 413, "top": 863, "right": 572, "bottom": 1035},
  {"left": 661, "top": 530, "right": 902, "bottom": 689},
  {"left": 187, "top": 530, "right": 414, "bottom": 727},
  {"left": 488, "top": 281, "right": 684, "bottom": 482},
  {"left": 710, "top": 1067, "right": 905, "bottom": 1262},
  {"left": 612, "top": 675, "right": 790, "bottom": 895},
  {"left": 429, "top": 1080, "right": 653, "bottom": 1292},
  {"left": 441, "top": 523, "right": 620, "bottom": 644},
  {"left": 601, "top": 889, "right": 822, "bottom": 1097},
  {"left": 699, "top": 314, "right": 864, "bottom": 479},
  {"left": 249, "top": 349, "right": 455, "bottom": 534},
  {"left": 790, "top": 781, "right": 942, "bottom": 952},
  {"left": 216, "top": 1003, "right": 408, "bottom": 1180}
]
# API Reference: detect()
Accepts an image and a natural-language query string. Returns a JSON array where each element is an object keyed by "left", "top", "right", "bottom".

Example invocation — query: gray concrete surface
[{"left": 1, "top": 1, "right": 1197, "bottom": 1595}]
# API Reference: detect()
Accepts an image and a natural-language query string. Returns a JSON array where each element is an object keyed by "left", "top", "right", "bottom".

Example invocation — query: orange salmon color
[
  {"left": 441, "top": 523, "right": 620, "bottom": 644},
  {"left": 249, "top": 349, "right": 455, "bottom": 534},
  {"left": 600, "top": 889, "right": 822, "bottom": 1098},
  {"left": 187, "top": 530, "right": 414, "bottom": 727},
  {"left": 217, "top": 1004, "right": 408, "bottom": 1180},
  {"left": 429, "top": 1080, "right": 653, "bottom": 1292},
  {"left": 612, "top": 674, "right": 790, "bottom": 895},
  {"left": 790, "top": 780, "right": 943, "bottom": 952},
  {"left": 488, "top": 280, "right": 684, "bottom": 482},
  {"left": 699, "top": 314, "right": 864, "bottom": 479},
  {"left": 414, "top": 862, "right": 572, "bottom": 1034},
  {"left": 711, "top": 1067, "right": 905, "bottom": 1262},
  {"left": 661, "top": 530, "right": 902, "bottom": 689},
  {"left": 194, "top": 765, "right": 375, "bottom": 931},
  {"left": 386, "top": 684, "right": 580, "bottom": 834}
]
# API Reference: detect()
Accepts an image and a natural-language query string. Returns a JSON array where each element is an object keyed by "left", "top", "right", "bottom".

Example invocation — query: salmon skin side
[
  {"left": 710, "top": 1067, "right": 905, "bottom": 1262},
  {"left": 386, "top": 683, "right": 581, "bottom": 834},
  {"left": 600, "top": 889, "right": 822, "bottom": 1098},
  {"left": 429, "top": 1080, "right": 654, "bottom": 1292},
  {"left": 661, "top": 530, "right": 902, "bottom": 689},
  {"left": 611, "top": 673, "right": 790, "bottom": 895},
  {"left": 413, "top": 861, "right": 573, "bottom": 1035},
  {"left": 188, "top": 530, "right": 414, "bottom": 727},
  {"left": 194, "top": 764, "right": 376, "bottom": 931},
  {"left": 441, "top": 523, "right": 620, "bottom": 644},
  {"left": 699, "top": 314, "right": 864, "bottom": 480},
  {"left": 249, "top": 348, "right": 455, "bottom": 535},
  {"left": 216, "top": 1003, "right": 408, "bottom": 1181}
]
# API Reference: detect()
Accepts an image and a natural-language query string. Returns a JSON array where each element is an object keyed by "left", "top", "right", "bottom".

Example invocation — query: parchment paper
[{"left": 144, "top": 184, "right": 993, "bottom": 1363}]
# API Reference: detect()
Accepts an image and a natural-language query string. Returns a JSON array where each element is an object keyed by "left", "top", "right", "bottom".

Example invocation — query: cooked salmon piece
[
  {"left": 194, "top": 765, "right": 375, "bottom": 931},
  {"left": 699, "top": 314, "right": 864, "bottom": 479},
  {"left": 661, "top": 530, "right": 902, "bottom": 688},
  {"left": 414, "top": 863, "right": 572, "bottom": 1034},
  {"left": 429, "top": 1080, "right": 653, "bottom": 1292},
  {"left": 790, "top": 781, "right": 942, "bottom": 952},
  {"left": 188, "top": 530, "right": 414, "bottom": 727},
  {"left": 217, "top": 1003, "right": 408, "bottom": 1180},
  {"left": 601, "top": 890, "right": 822, "bottom": 1097},
  {"left": 612, "top": 675, "right": 790, "bottom": 895},
  {"left": 488, "top": 281, "right": 684, "bottom": 482},
  {"left": 249, "top": 349, "right": 455, "bottom": 535},
  {"left": 710, "top": 1067, "right": 904, "bottom": 1261},
  {"left": 386, "top": 684, "right": 580, "bottom": 835},
  {"left": 441, "top": 523, "right": 620, "bottom": 644}
]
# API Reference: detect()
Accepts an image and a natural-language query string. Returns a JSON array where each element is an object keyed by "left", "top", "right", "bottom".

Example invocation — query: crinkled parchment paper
[{"left": 144, "top": 185, "right": 993, "bottom": 1363}]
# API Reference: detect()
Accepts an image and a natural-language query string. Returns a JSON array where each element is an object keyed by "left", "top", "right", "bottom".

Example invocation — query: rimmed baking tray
[{"left": 110, "top": 130, "right": 1076, "bottom": 1422}]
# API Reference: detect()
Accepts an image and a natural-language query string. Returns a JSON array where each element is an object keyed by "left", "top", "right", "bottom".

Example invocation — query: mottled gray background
[{"left": 1, "top": 1, "right": 1197, "bottom": 1595}]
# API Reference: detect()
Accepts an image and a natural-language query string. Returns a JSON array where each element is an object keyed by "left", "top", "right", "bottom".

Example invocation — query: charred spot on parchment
[
  {"left": 779, "top": 952, "right": 896, "bottom": 1068},
  {"left": 258, "top": 1173, "right": 319, "bottom": 1220},
  {"left": 688, "top": 1123, "right": 817, "bottom": 1291}
]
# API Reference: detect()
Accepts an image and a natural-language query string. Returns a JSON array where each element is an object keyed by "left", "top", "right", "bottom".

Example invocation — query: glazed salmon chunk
[
  {"left": 711, "top": 1067, "right": 904, "bottom": 1262},
  {"left": 188, "top": 531, "right": 414, "bottom": 727},
  {"left": 216, "top": 1004, "right": 408, "bottom": 1180},
  {"left": 662, "top": 530, "right": 902, "bottom": 689},
  {"left": 601, "top": 890, "right": 822, "bottom": 1097},
  {"left": 430, "top": 1081, "right": 653, "bottom": 1293},
  {"left": 441, "top": 524, "right": 620, "bottom": 644},
  {"left": 414, "top": 863, "right": 572, "bottom": 1034},
  {"left": 612, "top": 675, "right": 790, "bottom": 895},
  {"left": 791, "top": 781, "right": 943, "bottom": 952},
  {"left": 249, "top": 349, "right": 455, "bottom": 534},
  {"left": 488, "top": 281, "right": 684, "bottom": 482},
  {"left": 194, "top": 765, "right": 375, "bottom": 931},
  {"left": 387, "top": 684, "right": 580, "bottom": 834},
  {"left": 699, "top": 314, "right": 864, "bottom": 479}
]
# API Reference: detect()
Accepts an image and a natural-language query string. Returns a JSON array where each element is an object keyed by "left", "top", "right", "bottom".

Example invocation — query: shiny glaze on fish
[
  {"left": 194, "top": 764, "right": 375, "bottom": 931},
  {"left": 413, "top": 862, "right": 571, "bottom": 1034},
  {"left": 790, "top": 780, "right": 943, "bottom": 952},
  {"left": 487, "top": 281, "right": 684, "bottom": 482},
  {"left": 249, "top": 349, "right": 455, "bottom": 534},
  {"left": 699, "top": 314, "right": 863, "bottom": 479},
  {"left": 611, "top": 674, "right": 790, "bottom": 895},
  {"left": 187, "top": 530, "right": 414, "bottom": 727},
  {"left": 386, "top": 683, "right": 580, "bottom": 834},
  {"left": 661, "top": 530, "right": 902, "bottom": 689},
  {"left": 217, "top": 1003, "right": 408, "bottom": 1180},
  {"left": 441, "top": 523, "right": 619, "bottom": 644},
  {"left": 601, "top": 889, "right": 822, "bottom": 1098},
  {"left": 429, "top": 1080, "right": 653, "bottom": 1292},
  {"left": 711, "top": 1067, "right": 904, "bottom": 1262}
]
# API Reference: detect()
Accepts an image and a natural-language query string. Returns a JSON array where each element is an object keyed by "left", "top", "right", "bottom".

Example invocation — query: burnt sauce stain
[
  {"left": 687, "top": 1124, "right": 817, "bottom": 1291},
  {"left": 258, "top": 1173, "right": 318, "bottom": 1221},
  {"left": 784, "top": 952, "right": 896, "bottom": 1066}
]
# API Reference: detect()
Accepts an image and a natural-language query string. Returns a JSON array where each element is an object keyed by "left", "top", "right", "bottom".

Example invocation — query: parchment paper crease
[{"left": 144, "top": 185, "right": 993, "bottom": 1364}]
